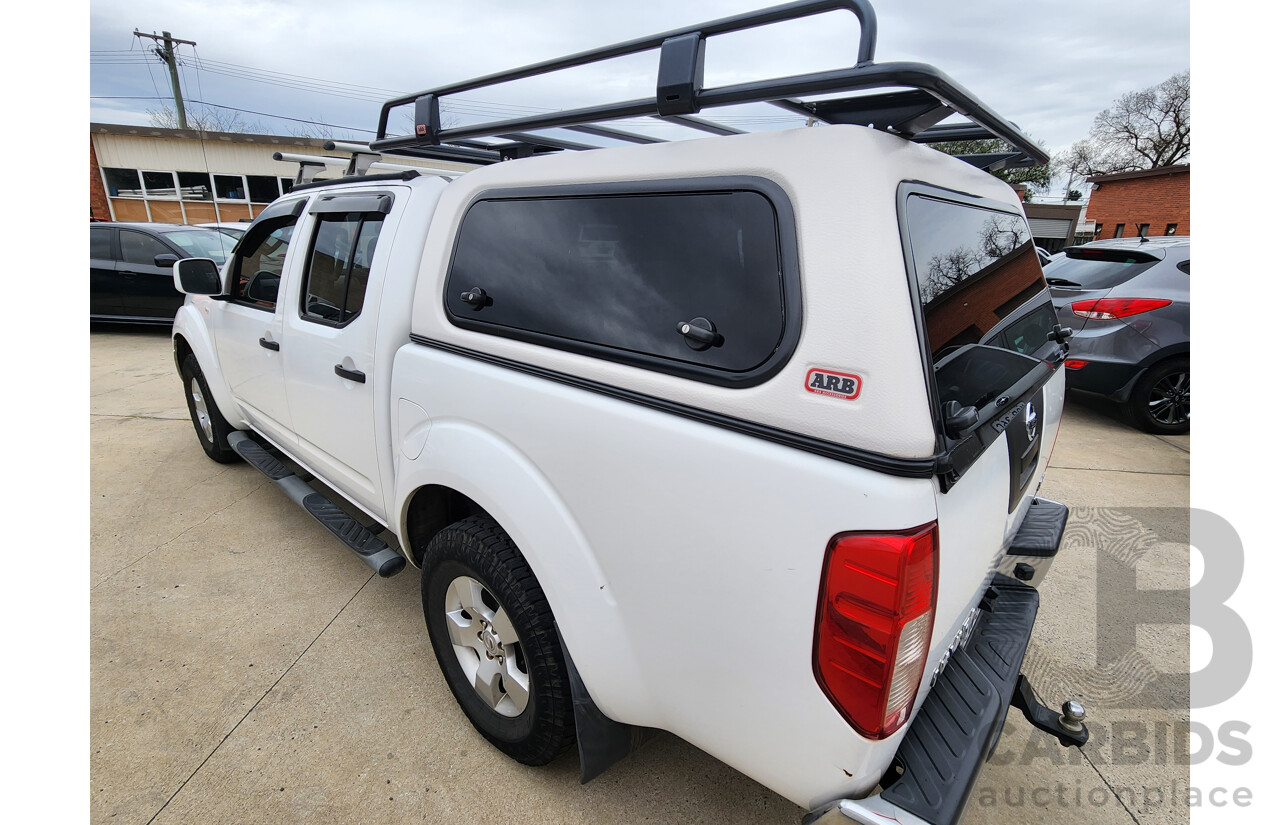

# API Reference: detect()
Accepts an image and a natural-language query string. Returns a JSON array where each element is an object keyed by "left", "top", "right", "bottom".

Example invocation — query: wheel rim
[
  {"left": 1148, "top": 371, "right": 1189, "bottom": 426},
  {"left": 443, "top": 576, "right": 530, "bottom": 717},
  {"left": 189, "top": 376, "right": 214, "bottom": 441}
]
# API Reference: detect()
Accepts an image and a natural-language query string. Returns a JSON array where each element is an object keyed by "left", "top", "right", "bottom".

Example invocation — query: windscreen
[{"left": 161, "top": 229, "right": 234, "bottom": 264}]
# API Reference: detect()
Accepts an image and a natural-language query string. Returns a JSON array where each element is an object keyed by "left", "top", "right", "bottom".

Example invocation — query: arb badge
[{"left": 805, "top": 368, "right": 863, "bottom": 400}]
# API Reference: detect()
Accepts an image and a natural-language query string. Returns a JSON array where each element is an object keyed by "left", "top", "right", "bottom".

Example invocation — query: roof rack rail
[{"left": 368, "top": 0, "right": 1047, "bottom": 168}]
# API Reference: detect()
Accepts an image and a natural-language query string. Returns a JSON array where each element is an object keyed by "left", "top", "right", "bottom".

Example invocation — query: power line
[
  {"left": 91, "top": 49, "right": 805, "bottom": 127},
  {"left": 90, "top": 95, "right": 376, "bottom": 134}
]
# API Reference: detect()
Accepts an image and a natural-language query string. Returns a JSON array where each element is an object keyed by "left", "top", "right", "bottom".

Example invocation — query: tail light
[
  {"left": 1064, "top": 359, "right": 1089, "bottom": 370},
  {"left": 1071, "top": 298, "right": 1171, "bottom": 320},
  {"left": 814, "top": 524, "right": 938, "bottom": 740}
]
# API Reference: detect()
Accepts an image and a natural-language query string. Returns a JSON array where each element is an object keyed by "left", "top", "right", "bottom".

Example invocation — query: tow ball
[{"left": 1009, "top": 674, "right": 1090, "bottom": 748}]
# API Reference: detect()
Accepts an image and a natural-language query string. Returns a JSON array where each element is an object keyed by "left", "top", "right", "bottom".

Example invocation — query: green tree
[{"left": 933, "top": 138, "right": 1052, "bottom": 199}]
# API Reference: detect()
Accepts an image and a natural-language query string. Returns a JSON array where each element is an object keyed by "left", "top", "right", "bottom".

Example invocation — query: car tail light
[
  {"left": 1071, "top": 298, "right": 1172, "bottom": 320},
  {"left": 814, "top": 524, "right": 938, "bottom": 740},
  {"left": 1064, "top": 359, "right": 1089, "bottom": 370}
]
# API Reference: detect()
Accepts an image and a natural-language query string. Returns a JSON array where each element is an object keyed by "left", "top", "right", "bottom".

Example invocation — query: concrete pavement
[{"left": 90, "top": 326, "right": 1189, "bottom": 824}]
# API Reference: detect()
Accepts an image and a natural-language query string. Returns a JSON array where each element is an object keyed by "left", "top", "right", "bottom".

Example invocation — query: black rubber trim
[
  {"left": 880, "top": 576, "right": 1038, "bottom": 825},
  {"left": 302, "top": 493, "right": 393, "bottom": 558},
  {"left": 409, "top": 335, "right": 943, "bottom": 479},
  {"left": 1007, "top": 499, "right": 1068, "bottom": 558},
  {"left": 230, "top": 436, "right": 292, "bottom": 480}
]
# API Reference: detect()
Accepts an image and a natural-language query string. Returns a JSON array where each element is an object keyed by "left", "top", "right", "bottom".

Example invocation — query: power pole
[{"left": 135, "top": 30, "right": 197, "bottom": 130}]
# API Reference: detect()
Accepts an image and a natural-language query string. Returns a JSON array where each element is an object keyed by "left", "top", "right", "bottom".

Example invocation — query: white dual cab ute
[{"left": 170, "top": 3, "right": 1089, "bottom": 822}]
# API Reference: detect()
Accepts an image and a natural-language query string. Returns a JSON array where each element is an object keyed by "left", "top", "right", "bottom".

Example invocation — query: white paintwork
[
  {"left": 278, "top": 187, "right": 410, "bottom": 519},
  {"left": 170, "top": 124, "right": 1064, "bottom": 813},
  {"left": 411, "top": 125, "right": 1021, "bottom": 460}
]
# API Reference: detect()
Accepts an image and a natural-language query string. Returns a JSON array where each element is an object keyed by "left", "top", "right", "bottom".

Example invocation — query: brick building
[
  {"left": 1084, "top": 164, "right": 1189, "bottom": 240},
  {"left": 89, "top": 123, "right": 471, "bottom": 224}
]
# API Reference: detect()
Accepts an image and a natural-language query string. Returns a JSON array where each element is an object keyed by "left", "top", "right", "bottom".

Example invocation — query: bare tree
[
  {"left": 1053, "top": 70, "right": 1189, "bottom": 178},
  {"left": 921, "top": 215, "right": 1027, "bottom": 302},
  {"left": 147, "top": 104, "right": 266, "bottom": 134}
]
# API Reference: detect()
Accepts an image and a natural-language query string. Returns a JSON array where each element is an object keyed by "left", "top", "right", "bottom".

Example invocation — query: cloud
[{"left": 89, "top": 0, "right": 1190, "bottom": 156}]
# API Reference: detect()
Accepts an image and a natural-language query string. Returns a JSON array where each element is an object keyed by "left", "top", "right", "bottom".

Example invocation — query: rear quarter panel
[{"left": 391, "top": 344, "right": 938, "bottom": 808}]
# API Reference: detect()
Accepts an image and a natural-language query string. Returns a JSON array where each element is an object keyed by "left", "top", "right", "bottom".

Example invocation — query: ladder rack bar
[{"left": 374, "top": 0, "right": 876, "bottom": 139}]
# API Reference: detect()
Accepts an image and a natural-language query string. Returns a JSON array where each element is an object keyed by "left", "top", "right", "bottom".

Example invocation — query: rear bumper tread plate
[
  {"left": 1007, "top": 498, "right": 1068, "bottom": 557},
  {"left": 879, "top": 576, "right": 1039, "bottom": 825}
]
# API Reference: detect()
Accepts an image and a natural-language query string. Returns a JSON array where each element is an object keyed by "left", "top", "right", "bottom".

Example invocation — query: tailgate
[{"left": 896, "top": 185, "right": 1069, "bottom": 685}]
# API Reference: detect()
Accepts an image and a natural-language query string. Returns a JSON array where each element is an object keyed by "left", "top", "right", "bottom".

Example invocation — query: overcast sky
[{"left": 89, "top": 0, "right": 1189, "bottom": 179}]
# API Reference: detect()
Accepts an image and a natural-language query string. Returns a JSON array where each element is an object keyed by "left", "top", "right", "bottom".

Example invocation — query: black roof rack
[{"left": 369, "top": 0, "right": 1047, "bottom": 168}]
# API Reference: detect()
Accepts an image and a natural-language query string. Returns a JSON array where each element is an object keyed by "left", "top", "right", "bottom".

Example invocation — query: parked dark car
[
  {"left": 90, "top": 223, "right": 235, "bottom": 324},
  {"left": 1044, "top": 236, "right": 1189, "bottom": 433}
]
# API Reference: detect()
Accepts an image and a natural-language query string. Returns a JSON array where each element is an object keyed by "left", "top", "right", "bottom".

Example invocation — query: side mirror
[
  {"left": 174, "top": 257, "right": 223, "bottom": 296},
  {"left": 245, "top": 270, "right": 280, "bottom": 304},
  {"left": 154, "top": 253, "right": 180, "bottom": 268}
]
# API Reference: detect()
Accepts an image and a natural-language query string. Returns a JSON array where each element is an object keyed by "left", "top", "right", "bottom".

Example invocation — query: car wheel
[
  {"left": 1124, "top": 357, "right": 1189, "bottom": 435},
  {"left": 421, "top": 516, "right": 575, "bottom": 765},
  {"left": 181, "top": 354, "right": 239, "bottom": 463}
]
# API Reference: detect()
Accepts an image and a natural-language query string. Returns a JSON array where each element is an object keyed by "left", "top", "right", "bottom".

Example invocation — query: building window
[
  {"left": 1093, "top": 225, "right": 1103, "bottom": 240},
  {"left": 1137, "top": 223, "right": 1150, "bottom": 238},
  {"left": 177, "top": 172, "right": 213, "bottom": 201},
  {"left": 214, "top": 174, "right": 246, "bottom": 200},
  {"left": 104, "top": 167, "right": 144, "bottom": 197},
  {"left": 280, "top": 177, "right": 294, "bottom": 194},
  {"left": 141, "top": 171, "right": 178, "bottom": 199},
  {"left": 1165, "top": 223, "right": 1178, "bottom": 236},
  {"left": 1113, "top": 223, "right": 1125, "bottom": 238},
  {"left": 247, "top": 175, "right": 281, "bottom": 204}
]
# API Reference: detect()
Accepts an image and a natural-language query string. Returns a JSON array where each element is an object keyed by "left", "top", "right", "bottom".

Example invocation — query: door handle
[
  {"left": 259, "top": 337, "right": 280, "bottom": 351},
  {"left": 334, "top": 364, "right": 366, "bottom": 383}
]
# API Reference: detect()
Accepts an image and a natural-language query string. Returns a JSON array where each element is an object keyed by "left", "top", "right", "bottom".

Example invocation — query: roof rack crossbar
[
  {"left": 657, "top": 114, "right": 745, "bottom": 136},
  {"left": 566, "top": 124, "right": 667, "bottom": 145},
  {"left": 368, "top": 0, "right": 1046, "bottom": 167},
  {"left": 374, "top": 0, "right": 878, "bottom": 139}
]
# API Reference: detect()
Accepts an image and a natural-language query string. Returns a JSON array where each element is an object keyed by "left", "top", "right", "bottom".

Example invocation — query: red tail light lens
[
  {"left": 814, "top": 524, "right": 938, "bottom": 740},
  {"left": 1064, "top": 359, "right": 1089, "bottom": 370},
  {"left": 1071, "top": 298, "right": 1172, "bottom": 320}
]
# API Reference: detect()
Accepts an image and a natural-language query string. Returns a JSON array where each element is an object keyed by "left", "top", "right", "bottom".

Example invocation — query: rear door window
[
  {"left": 444, "top": 184, "right": 797, "bottom": 385},
  {"left": 90, "top": 227, "right": 113, "bottom": 259},
  {"left": 302, "top": 212, "right": 385, "bottom": 324}
]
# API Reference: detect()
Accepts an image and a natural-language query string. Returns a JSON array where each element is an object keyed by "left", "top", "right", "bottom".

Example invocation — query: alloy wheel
[{"left": 443, "top": 575, "right": 530, "bottom": 717}]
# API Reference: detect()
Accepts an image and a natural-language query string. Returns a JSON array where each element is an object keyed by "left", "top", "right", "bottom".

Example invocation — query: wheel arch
[
  {"left": 172, "top": 305, "right": 240, "bottom": 426},
  {"left": 1114, "top": 343, "right": 1190, "bottom": 402},
  {"left": 394, "top": 420, "right": 651, "bottom": 726}
]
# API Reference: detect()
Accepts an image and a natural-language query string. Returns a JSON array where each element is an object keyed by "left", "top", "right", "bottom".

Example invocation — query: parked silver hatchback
[{"left": 1045, "top": 236, "right": 1190, "bottom": 433}]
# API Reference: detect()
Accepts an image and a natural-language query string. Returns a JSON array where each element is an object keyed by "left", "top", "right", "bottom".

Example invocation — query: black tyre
[
  {"left": 421, "top": 516, "right": 575, "bottom": 765},
  {"left": 181, "top": 354, "right": 239, "bottom": 463},
  {"left": 1124, "top": 357, "right": 1189, "bottom": 435}
]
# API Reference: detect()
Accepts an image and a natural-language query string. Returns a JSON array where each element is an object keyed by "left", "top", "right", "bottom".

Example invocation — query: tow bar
[{"left": 1010, "top": 674, "right": 1090, "bottom": 747}]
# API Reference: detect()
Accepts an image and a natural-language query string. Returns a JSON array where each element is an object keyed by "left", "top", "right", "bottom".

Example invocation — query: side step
[{"left": 228, "top": 431, "right": 406, "bottom": 578}]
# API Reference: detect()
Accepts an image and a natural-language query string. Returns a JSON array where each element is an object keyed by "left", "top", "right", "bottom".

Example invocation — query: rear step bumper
[
  {"left": 997, "top": 497, "right": 1068, "bottom": 587},
  {"left": 228, "top": 431, "right": 406, "bottom": 578},
  {"left": 804, "top": 576, "right": 1086, "bottom": 825}
]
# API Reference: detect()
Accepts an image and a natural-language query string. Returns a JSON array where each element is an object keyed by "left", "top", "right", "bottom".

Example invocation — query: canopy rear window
[{"left": 902, "top": 192, "right": 1055, "bottom": 412}]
